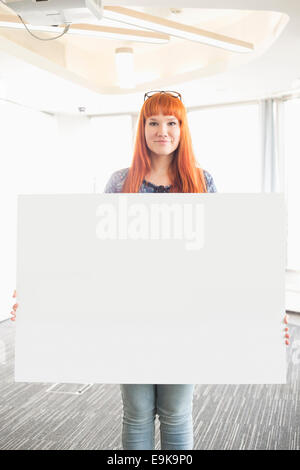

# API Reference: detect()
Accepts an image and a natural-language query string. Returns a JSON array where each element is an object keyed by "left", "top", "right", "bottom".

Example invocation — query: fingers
[
  {"left": 11, "top": 290, "right": 17, "bottom": 321},
  {"left": 284, "top": 313, "right": 289, "bottom": 345}
]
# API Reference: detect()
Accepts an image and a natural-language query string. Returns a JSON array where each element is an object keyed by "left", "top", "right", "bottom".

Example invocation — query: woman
[
  {"left": 103, "top": 90, "right": 216, "bottom": 450},
  {"left": 10, "top": 90, "right": 289, "bottom": 451},
  {"left": 104, "top": 90, "right": 216, "bottom": 195}
]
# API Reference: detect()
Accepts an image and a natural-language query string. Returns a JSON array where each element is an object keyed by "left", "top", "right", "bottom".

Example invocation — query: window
[
  {"left": 90, "top": 115, "right": 133, "bottom": 192},
  {"left": 187, "top": 103, "right": 261, "bottom": 192}
]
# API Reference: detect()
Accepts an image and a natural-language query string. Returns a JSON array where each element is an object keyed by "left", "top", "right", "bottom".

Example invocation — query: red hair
[{"left": 122, "top": 93, "right": 207, "bottom": 193}]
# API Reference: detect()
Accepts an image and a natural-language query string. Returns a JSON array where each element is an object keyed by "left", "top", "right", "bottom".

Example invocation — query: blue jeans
[{"left": 120, "top": 384, "right": 195, "bottom": 450}]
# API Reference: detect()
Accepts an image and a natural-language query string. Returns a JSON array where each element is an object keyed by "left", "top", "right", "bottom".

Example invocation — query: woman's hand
[
  {"left": 10, "top": 289, "right": 18, "bottom": 321},
  {"left": 284, "top": 313, "right": 289, "bottom": 346}
]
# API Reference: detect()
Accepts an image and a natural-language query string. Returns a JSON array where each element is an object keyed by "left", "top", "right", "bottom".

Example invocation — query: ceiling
[{"left": 0, "top": 0, "right": 299, "bottom": 115}]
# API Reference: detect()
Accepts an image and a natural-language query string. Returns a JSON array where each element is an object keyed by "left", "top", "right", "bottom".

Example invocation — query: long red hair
[{"left": 122, "top": 92, "right": 207, "bottom": 193}]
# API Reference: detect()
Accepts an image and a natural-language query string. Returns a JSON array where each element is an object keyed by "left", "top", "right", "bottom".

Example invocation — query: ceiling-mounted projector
[{"left": 7, "top": 0, "right": 103, "bottom": 26}]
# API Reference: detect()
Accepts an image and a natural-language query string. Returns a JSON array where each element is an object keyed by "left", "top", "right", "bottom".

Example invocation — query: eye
[{"left": 148, "top": 121, "right": 177, "bottom": 126}]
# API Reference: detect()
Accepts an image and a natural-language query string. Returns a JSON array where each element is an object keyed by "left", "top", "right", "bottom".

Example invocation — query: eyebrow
[{"left": 148, "top": 116, "right": 178, "bottom": 121}]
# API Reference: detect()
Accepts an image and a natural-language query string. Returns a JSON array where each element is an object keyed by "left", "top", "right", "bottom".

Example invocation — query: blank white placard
[{"left": 15, "top": 193, "right": 286, "bottom": 384}]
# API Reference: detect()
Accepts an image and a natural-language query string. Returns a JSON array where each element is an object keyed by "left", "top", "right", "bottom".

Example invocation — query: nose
[{"left": 156, "top": 123, "right": 169, "bottom": 136}]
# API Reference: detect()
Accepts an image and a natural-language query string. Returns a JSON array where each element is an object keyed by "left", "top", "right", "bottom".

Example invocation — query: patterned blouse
[{"left": 104, "top": 167, "right": 217, "bottom": 193}]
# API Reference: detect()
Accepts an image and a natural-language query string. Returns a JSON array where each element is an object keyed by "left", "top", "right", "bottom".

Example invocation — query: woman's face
[{"left": 144, "top": 112, "right": 181, "bottom": 158}]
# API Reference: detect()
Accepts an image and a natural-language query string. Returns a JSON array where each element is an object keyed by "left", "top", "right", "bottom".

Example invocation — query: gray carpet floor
[{"left": 0, "top": 318, "right": 300, "bottom": 450}]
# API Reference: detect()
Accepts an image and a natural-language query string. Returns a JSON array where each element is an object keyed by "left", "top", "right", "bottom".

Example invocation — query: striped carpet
[{"left": 0, "top": 317, "right": 299, "bottom": 450}]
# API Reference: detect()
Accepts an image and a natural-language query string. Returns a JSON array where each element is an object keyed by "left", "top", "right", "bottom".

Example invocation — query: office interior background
[{"left": 1, "top": 0, "right": 300, "bottom": 450}]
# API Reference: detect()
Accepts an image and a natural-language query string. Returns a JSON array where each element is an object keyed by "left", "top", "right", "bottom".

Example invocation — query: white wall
[
  {"left": 0, "top": 102, "right": 58, "bottom": 321},
  {"left": 0, "top": 107, "right": 134, "bottom": 321}
]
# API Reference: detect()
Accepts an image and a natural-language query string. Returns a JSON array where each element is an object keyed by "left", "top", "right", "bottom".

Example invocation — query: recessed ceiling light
[
  {"left": 115, "top": 47, "right": 135, "bottom": 89},
  {"left": 169, "top": 9, "right": 183, "bottom": 15}
]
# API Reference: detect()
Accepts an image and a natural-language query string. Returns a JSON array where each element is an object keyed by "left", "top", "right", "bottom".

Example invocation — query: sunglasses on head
[{"left": 144, "top": 90, "right": 182, "bottom": 102}]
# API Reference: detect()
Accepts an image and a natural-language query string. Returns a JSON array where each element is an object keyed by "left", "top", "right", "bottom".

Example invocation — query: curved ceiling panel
[{"left": 0, "top": 1, "right": 298, "bottom": 113}]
